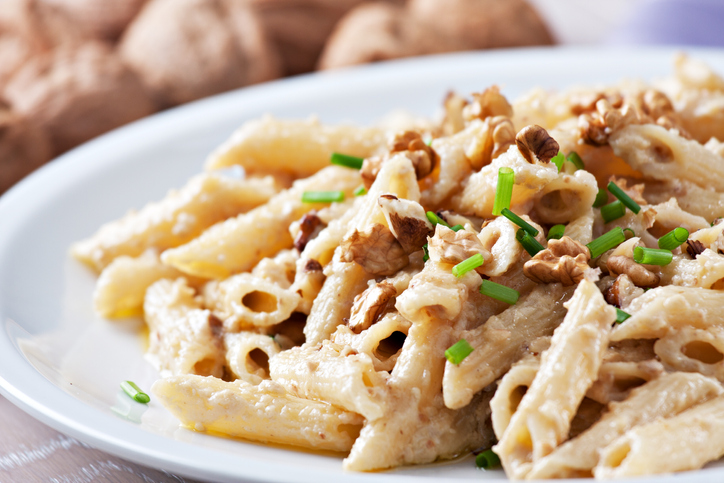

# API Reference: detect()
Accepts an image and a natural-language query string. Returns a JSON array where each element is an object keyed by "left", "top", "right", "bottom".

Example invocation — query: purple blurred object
[{"left": 610, "top": 0, "right": 724, "bottom": 46}]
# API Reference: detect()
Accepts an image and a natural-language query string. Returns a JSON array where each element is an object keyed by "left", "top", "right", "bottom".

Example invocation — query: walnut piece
[
  {"left": 377, "top": 194, "right": 433, "bottom": 253},
  {"left": 515, "top": 125, "right": 559, "bottom": 164},
  {"left": 427, "top": 224, "right": 489, "bottom": 265},
  {"left": 389, "top": 130, "right": 436, "bottom": 179},
  {"left": 339, "top": 223, "right": 409, "bottom": 275},
  {"left": 606, "top": 255, "right": 660, "bottom": 287},
  {"left": 604, "top": 274, "right": 645, "bottom": 308},
  {"left": 579, "top": 99, "right": 639, "bottom": 146},
  {"left": 360, "top": 155, "right": 384, "bottom": 190},
  {"left": 348, "top": 281, "right": 396, "bottom": 333},
  {"left": 294, "top": 212, "right": 324, "bottom": 252},
  {"left": 523, "top": 236, "right": 591, "bottom": 285},
  {"left": 685, "top": 239, "right": 706, "bottom": 258},
  {"left": 462, "top": 85, "right": 513, "bottom": 122},
  {"left": 570, "top": 91, "right": 623, "bottom": 116}
]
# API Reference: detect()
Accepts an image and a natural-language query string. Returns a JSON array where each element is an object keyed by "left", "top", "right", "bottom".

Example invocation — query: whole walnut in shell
[
  {"left": 0, "top": 104, "right": 52, "bottom": 193},
  {"left": 3, "top": 42, "right": 155, "bottom": 155},
  {"left": 319, "top": 0, "right": 553, "bottom": 69},
  {"left": 40, "top": 0, "right": 148, "bottom": 41},
  {"left": 120, "top": 0, "right": 282, "bottom": 107}
]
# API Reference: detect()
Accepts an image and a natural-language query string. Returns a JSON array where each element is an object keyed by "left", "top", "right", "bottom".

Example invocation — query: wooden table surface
[{"left": 0, "top": 395, "right": 205, "bottom": 483}]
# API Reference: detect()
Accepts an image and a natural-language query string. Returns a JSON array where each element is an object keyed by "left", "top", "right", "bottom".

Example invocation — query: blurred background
[{"left": 0, "top": 0, "right": 722, "bottom": 194}]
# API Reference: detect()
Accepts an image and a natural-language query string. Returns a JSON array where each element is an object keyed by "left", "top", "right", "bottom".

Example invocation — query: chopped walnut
[
  {"left": 377, "top": 194, "right": 433, "bottom": 253},
  {"left": 686, "top": 239, "right": 706, "bottom": 258},
  {"left": 579, "top": 99, "right": 639, "bottom": 146},
  {"left": 604, "top": 274, "right": 645, "bottom": 308},
  {"left": 570, "top": 91, "right": 624, "bottom": 116},
  {"left": 208, "top": 313, "right": 224, "bottom": 338},
  {"left": 339, "top": 223, "right": 409, "bottom": 275},
  {"left": 469, "top": 115, "right": 517, "bottom": 170},
  {"left": 462, "top": 85, "right": 513, "bottom": 122},
  {"left": 608, "top": 177, "right": 647, "bottom": 205},
  {"left": 294, "top": 212, "right": 324, "bottom": 252},
  {"left": 303, "top": 258, "right": 323, "bottom": 272},
  {"left": 389, "top": 130, "right": 436, "bottom": 179},
  {"left": 633, "top": 90, "right": 691, "bottom": 138},
  {"left": 490, "top": 116, "right": 516, "bottom": 159},
  {"left": 348, "top": 281, "right": 396, "bottom": 333},
  {"left": 360, "top": 155, "right": 384, "bottom": 190},
  {"left": 606, "top": 255, "right": 660, "bottom": 287},
  {"left": 523, "top": 236, "right": 591, "bottom": 285},
  {"left": 515, "top": 125, "right": 559, "bottom": 164},
  {"left": 427, "top": 224, "right": 490, "bottom": 266},
  {"left": 440, "top": 91, "right": 468, "bottom": 136}
]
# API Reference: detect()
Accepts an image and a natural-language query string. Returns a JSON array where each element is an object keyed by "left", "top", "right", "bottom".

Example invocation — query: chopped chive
[
  {"left": 493, "top": 167, "right": 515, "bottom": 216},
  {"left": 657, "top": 227, "right": 689, "bottom": 251},
  {"left": 516, "top": 228, "right": 544, "bottom": 256},
  {"left": 587, "top": 227, "right": 626, "bottom": 259},
  {"left": 425, "top": 137, "right": 433, "bottom": 146},
  {"left": 567, "top": 151, "right": 585, "bottom": 170},
  {"left": 501, "top": 208, "right": 539, "bottom": 236},
  {"left": 353, "top": 185, "right": 367, "bottom": 196},
  {"left": 426, "top": 211, "right": 451, "bottom": 228},
  {"left": 607, "top": 181, "right": 641, "bottom": 214},
  {"left": 633, "top": 246, "right": 673, "bottom": 266},
  {"left": 551, "top": 152, "right": 565, "bottom": 172},
  {"left": 601, "top": 200, "right": 626, "bottom": 223},
  {"left": 476, "top": 449, "right": 501, "bottom": 469},
  {"left": 422, "top": 244, "right": 429, "bottom": 262},
  {"left": 451, "top": 224, "right": 464, "bottom": 232},
  {"left": 547, "top": 224, "right": 565, "bottom": 240},
  {"left": 302, "top": 191, "right": 345, "bottom": 203},
  {"left": 480, "top": 279, "right": 520, "bottom": 305},
  {"left": 121, "top": 381, "right": 150, "bottom": 404},
  {"left": 624, "top": 228, "right": 636, "bottom": 239},
  {"left": 593, "top": 188, "right": 608, "bottom": 208},
  {"left": 445, "top": 339, "right": 474, "bottom": 365},
  {"left": 330, "top": 152, "right": 364, "bottom": 170},
  {"left": 452, "top": 253, "right": 484, "bottom": 278},
  {"left": 615, "top": 308, "right": 631, "bottom": 324}
]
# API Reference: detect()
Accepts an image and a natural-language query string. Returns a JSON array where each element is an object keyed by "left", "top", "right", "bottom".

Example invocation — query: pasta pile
[{"left": 73, "top": 54, "right": 724, "bottom": 479}]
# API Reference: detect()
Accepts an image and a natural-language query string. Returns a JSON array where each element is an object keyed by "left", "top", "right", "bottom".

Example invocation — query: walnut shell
[
  {"left": 3, "top": 42, "right": 156, "bottom": 155},
  {"left": 120, "top": 0, "right": 282, "bottom": 107},
  {"left": 39, "top": 0, "right": 148, "bottom": 41}
]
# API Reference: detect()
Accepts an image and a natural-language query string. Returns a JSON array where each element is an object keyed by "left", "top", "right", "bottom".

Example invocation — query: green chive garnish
[
  {"left": 445, "top": 339, "right": 474, "bottom": 365},
  {"left": 567, "top": 151, "right": 585, "bottom": 170},
  {"left": 547, "top": 224, "right": 565, "bottom": 240},
  {"left": 422, "top": 244, "right": 429, "bottom": 262},
  {"left": 353, "top": 185, "right": 367, "bottom": 196},
  {"left": 593, "top": 188, "right": 608, "bottom": 208},
  {"left": 480, "top": 279, "right": 520, "bottom": 305},
  {"left": 121, "top": 381, "right": 150, "bottom": 404},
  {"left": 607, "top": 181, "right": 641, "bottom": 214},
  {"left": 551, "top": 152, "right": 565, "bottom": 172},
  {"left": 587, "top": 227, "right": 626, "bottom": 259},
  {"left": 633, "top": 246, "right": 673, "bottom": 266},
  {"left": 476, "top": 449, "right": 501, "bottom": 469},
  {"left": 426, "top": 211, "right": 451, "bottom": 228},
  {"left": 623, "top": 228, "right": 636, "bottom": 238},
  {"left": 615, "top": 308, "right": 631, "bottom": 324},
  {"left": 452, "top": 253, "right": 484, "bottom": 278},
  {"left": 601, "top": 200, "right": 626, "bottom": 223},
  {"left": 451, "top": 224, "right": 464, "bottom": 232},
  {"left": 501, "top": 208, "right": 539, "bottom": 236},
  {"left": 657, "top": 227, "right": 689, "bottom": 251},
  {"left": 330, "top": 152, "right": 364, "bottom": 170},
  {"left": 302, "top": 191, "right": 345, "bottom": 203},
  {"left": 516, "top": 228, "right": 544, "bottom": 256},
  {"left": 493, "top": 167, "right": 515, "bottom": 216}
]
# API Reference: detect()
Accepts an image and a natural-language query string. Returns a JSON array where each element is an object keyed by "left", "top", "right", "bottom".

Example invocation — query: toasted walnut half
[
  {"left": 604, "top": 274, "right": 645, "bottom": 308},
  {"left": 377, "top": 194, "right": 433, "bottom": 253},
  {"left": 427, "top": 224, "right": 490, "bottom": 266},
  {"left": 389, "top": 131, "right": 436, "bottom": 179},
  {"left": 515, "top": 125, "right": 559, "bottom": 164},
  {"left": 607, "top": 255, "right": 659, "bottom": 287},
  {"left": 462, "top": 85, "right": 514, "bottom": 122},
  {"left": 339, "top": 223, "right": 408, "bottom": 275},
  {"left": 523, "top": 236, "right": 591, "bottom": 285},
  {"left": 348, "top": 281, "right": 397, "bottom": 333}
]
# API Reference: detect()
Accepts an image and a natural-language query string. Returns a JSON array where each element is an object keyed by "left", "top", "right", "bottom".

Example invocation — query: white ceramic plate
[{"left": 2, "top": 46, "right": 724, "bottom": 483}]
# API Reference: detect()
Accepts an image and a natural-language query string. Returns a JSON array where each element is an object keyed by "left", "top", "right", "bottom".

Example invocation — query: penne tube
[
  {"left": 161, "top": 166, "right": 360, "bottom": 279},
  {"left": 153, "top": 375, "right": 364, "bottom": 452},
  {"left": 205, "top": 115, "right": 389, "bottom": 177},
  {"left": 533, "top": 170, "right": 598, "bottom": 225},
  {"left": 224, "top": 331, "right": 281, "bottom": 381},
  {"left": 72, "top": 173, "right": 279, "bottom": 272}
]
